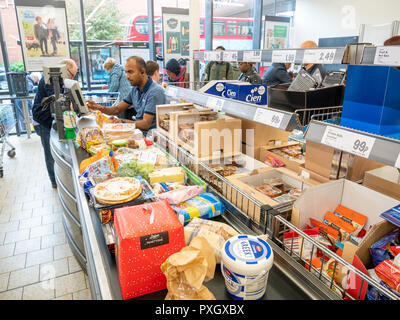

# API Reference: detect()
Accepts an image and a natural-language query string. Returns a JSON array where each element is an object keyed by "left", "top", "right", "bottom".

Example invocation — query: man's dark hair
[
  {"left": 384, "top": 36, "right": 400, "bottom": 46},
  {"left": 146, "top": 60, "right": 159, "bottom": 76},
  {"left": 126, "top": 56, "right": 147, "bottom": 74},
  {"left": 216, "top": 46, "right": 225, "bottom": 50}
]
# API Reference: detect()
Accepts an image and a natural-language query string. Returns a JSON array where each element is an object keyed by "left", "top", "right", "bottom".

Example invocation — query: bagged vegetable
[{"left": 117, "top": 160, "right": 154, "bottom": 181}]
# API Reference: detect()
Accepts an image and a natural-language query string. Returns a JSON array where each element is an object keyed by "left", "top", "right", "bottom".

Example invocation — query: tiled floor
[{"left": 0, "top": 134, "right": 92, "bottom": 300}]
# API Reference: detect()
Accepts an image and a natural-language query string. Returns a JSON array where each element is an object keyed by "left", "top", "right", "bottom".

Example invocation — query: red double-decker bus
[{"left": 126, "top": 15, "right": 255, "bottom": 52}]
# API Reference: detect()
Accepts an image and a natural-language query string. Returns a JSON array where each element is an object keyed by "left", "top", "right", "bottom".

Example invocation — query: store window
[
  {"left": 227, "top": 21, "right": 237, "bottom": 37},
  {"left": 213, "top": 21, "right": 226, "bottom": 36}
]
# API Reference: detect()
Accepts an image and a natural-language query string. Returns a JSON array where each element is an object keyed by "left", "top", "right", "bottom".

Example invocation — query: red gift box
[{"left": 114, "top": 200, "right": 185, "bottom": 300}]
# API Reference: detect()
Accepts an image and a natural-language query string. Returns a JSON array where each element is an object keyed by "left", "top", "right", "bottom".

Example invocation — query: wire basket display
[{"left": 84, "top": 92, "right": 120, "bottom": 107}]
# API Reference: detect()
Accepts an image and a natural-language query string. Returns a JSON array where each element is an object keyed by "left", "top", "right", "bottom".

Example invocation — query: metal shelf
[
  {"left": 194, "top": 47, "right": 346, "bottom": 65},
  {"left": 194, "top": 45, "right": 400, "bottom": 67},
  {"left": 305, "top": 120, "right": 400, "bottom": 169},
  {"left": 165, "top": 86, "right": 298, "bottom": 132}
]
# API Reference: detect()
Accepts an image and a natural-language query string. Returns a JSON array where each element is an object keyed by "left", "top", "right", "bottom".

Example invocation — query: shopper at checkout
[
  {"left": 164, "top": 58, "right": 189, "bottom": 88},
  {"left": 300, "top": 40, "right": 327, "bottom": 84},
  {"left": 146, "top": 60, "right": 161, "bottom": 83},
  {"left": 202, "top": 46, "right": 234, "bottom": 82},
  {"left": 237, "top": 62, "right": 262, "bottom": 84},
  {"left": 261, "top": 62, "right": 293, "bottom": 87},
  {"left": 32, "top": 59, "right": 78, "bottom": 189},
  {"left": 87, "top": 56, "right": 166, "bottom": 136}
]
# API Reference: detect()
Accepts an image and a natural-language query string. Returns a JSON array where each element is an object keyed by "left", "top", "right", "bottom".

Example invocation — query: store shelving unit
[
  {"left": 165, "top": 86, "right": 299, "bottom": 132},
  {"left": 305, "top": 120, "right": 400, "bottom": 169}
]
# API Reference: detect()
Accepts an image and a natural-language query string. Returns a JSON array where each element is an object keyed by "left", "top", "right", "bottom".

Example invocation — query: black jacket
[{"left": 262, "top": 63, "right": 292, "bottom": 87}]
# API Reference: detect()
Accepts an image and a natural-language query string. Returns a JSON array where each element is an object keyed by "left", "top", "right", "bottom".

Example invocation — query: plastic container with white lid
[{"left": 221, "top": 234, "right": 274, "bottom": 300}]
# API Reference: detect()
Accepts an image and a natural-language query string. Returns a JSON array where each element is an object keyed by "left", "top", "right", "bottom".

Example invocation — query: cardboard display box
[
  {"left": 175, "top": 110, "right": 242, "bottom": 159},
  {"left": 291, "top": 179, "right": 400, "bottom": 299},
  {"left": 305, "top": 140, "right": 385, "bottom": 182},
  {"left": 156, "top": 103, "right": 196, "bottom": 140},
  {"left": 258, "top": 141, "right": 305, "bottom": 174},
  {"left": 225, "top": 82, "right": 268, "bottom": 105},
  {"left": 363, "top": 166, "right": 400, "bottom": 201},
  {"left": 225, "top": 167, "right": 315, "bottom": 223}
]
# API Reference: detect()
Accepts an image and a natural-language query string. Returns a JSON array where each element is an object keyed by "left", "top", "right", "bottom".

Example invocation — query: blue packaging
[
  {"left": 369, "top": 229, "right": 400, "bottom": 267},
  {"left": 203, "top": 81, "right": 231, "bottom": 97},
  {"left": 380, "top": 205, "right": 400, "bottom": 228},
  {"left": 172, "top": 193, "right": 226, "bottom": 225},
  {"left": 225, "top": 83, "right": 267, "bottom": 105},
  {"left": 340, "top": 65, "right": 400, "bottom": 139}
]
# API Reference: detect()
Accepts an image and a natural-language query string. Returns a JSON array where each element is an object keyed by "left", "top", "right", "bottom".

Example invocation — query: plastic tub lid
[{"left": 223, "top": 235, "right": 272, "bottom": 266}]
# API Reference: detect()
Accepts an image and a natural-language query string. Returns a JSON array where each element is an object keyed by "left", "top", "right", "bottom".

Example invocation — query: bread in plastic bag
[{"left": 184, "top": 217, "right": 239, "bottom": 263}]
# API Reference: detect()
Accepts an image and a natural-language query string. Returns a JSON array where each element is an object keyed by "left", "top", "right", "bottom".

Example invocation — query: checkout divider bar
[
  {"left": 165, "top": 86, "right": 299, "bottom": 132},
  {"left": 67, "top": 140, "right": 114, "bottom": 300}
]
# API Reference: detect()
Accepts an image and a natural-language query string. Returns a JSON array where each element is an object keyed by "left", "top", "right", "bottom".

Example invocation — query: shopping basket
[
  {"left": 0, "top": 104, "right": 16, "bottom": 178},
  {"left": 84, "top": 92, "right": 120, "bottom": 108}
]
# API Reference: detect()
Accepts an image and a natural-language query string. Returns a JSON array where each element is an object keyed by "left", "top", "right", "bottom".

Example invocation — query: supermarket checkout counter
[{"left": 50, "top": 124, "right": 337, "bottom": 300}]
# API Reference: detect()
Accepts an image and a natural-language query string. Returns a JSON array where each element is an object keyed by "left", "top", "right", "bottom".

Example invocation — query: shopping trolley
[
  {"left": 0, "top": 104, "right": 16, "bottom": 178},
  {"left": 84, "top": 92, "right": 120, "bottom": 108}
]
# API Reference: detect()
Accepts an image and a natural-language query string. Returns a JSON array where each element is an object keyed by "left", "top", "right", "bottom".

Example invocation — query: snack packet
[
  {"left": 334, "top": 205, "right": 367, "bottom": 237},
  {"left": 323, "top": 211, "right": 356, "bottom": 241},
  {"left": 370, "top": 229, "right": 400, "bottom": 267},
  {"left": 375, "top": 260, "right": 400, "bottom": 293},
  {"left": 158, "top": 185, "right": 205, "bottom": 205}
]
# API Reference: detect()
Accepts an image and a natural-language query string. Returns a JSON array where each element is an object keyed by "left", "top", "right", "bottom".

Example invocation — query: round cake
[{"left": 93, "top": 177, "right": 142, "bottom": 205}]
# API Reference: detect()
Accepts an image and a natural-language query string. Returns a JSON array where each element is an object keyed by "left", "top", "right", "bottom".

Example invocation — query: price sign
[
  {"left": 243, "top": 51, "right": 262, "bottom": 62},
  {"left": 374, "top": 46, "right": 400, "bottom": 66},
  {"left": 204, "top": 51, "right": 222, "bottom": 61},
  {"left": 271, "top": 50, "right": 296, "bottom": 63},
  {"left": 253, "top": 108, "right": 283, "bottom": 128},
  {"left": 321, "top": 126, "right": 376, "bottom": 158},
  {"left": 303, "top": 49, "right": 337, "bottom": 64},
  {"left": 206, "top": 96, "right": 224, "bottom": 112},
  {"left": 223, "top": 51, "right": 238, "bottom": 62}
]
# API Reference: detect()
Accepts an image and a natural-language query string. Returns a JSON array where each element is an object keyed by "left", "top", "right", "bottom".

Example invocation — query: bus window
[
  {"left": 227, "top": 21, "right": 237, "bottom": 36},
  {"left": 136, "top": 17, "right": 149, "bottom": 35},
  {"left": 238, "top": 21, "right": 253, "bottom": 37},
  {"left": 213, "top": 21, "right": 226, "bottom": 36}
]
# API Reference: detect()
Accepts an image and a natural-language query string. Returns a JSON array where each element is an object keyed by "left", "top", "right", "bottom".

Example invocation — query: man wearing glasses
[{"left": 32, "top": 59, "right": 78, "bottom": 189}]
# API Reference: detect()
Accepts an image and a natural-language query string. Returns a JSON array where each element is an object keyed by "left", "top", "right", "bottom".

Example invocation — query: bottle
[{"left": 63, "top": 111, "right": 77, "bottom": 140}]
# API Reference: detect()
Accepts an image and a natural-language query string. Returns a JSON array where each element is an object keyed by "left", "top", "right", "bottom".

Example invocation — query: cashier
[
  {"left": 87, "top": 56, "right": 166, "bottom": 135},
  {"left": 300, "top": 40, "right": 327, "bottom": 84}
]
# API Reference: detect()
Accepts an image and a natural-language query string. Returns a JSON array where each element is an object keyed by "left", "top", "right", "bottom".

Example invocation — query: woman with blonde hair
[{"left": 103, "top": 57, "right": 132, "bottom": 100}]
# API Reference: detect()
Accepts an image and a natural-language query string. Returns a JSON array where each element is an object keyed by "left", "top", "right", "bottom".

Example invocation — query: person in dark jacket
[
  {"left": 32, "top": 59, "right": 78, "bottom": 188},
  {"left": 203, "top": 46, "right": 234, "bottom": 82},
  {"left": 262, "top": 63, "right": 292, "bottom": 87},
  {"left": 300, "top": 40, "right": 326, "bottom": 84},
  {"left": 237, "top": 62, "right": 262, "bottom": 84},
  {"left": 164, "top": 58, "right": 189, "bottom": 88},
  {"left": 34, "top": 16, "right": 48, "bottom": 56}
]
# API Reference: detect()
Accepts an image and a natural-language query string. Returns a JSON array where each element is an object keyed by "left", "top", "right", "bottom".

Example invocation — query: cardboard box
[
  {"left": 199, "top": 80, "right": 242, "bottom": 97},
  {"left": 156, "top": 103, "right": 195, "bottom": 140},
  {"left": 291, "top": 179, "right": 399, "bottom": 231},
  {"left": 291, "top": 179, "right": 400, "bottom": 299},
  {"left": 114, "top": 200, "right": 185, "bottom": 300},
  {"left": 298, "top": 165, "right": 331, "bottom": 184},
  {"left": 259, "top": 142, "right": 305, "bottom": 174},
  {"left": 305, "top": 140, "right": 385, "bottom": 182},
  {"left": 175, "top": 110, "right": 242, "bottom": 159},
  {"left": 363, "top": 166, "right": 400, "bottom": 201},
  {"left": 342, "top": 220, "right": 399, "bottom": 300},
  {"left": 225, "top": 82, "right": 267, "bottom": 105},
  {"left": 226, "top": 167, "right": 315, "bottom": 222}
]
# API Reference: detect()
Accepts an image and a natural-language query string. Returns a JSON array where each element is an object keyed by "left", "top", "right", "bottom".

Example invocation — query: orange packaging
[
  {"left": 310, "top": 218, "right": 340, "bottom": 244},
  {"left": 375, "top": 260, "right": 400, "bottom": 293},
  {"left": 323, "top": 211, "right": 356, "bottom": 241},
  {"left": 334, "top": 205, "right": 367, "bottom": 236}
]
